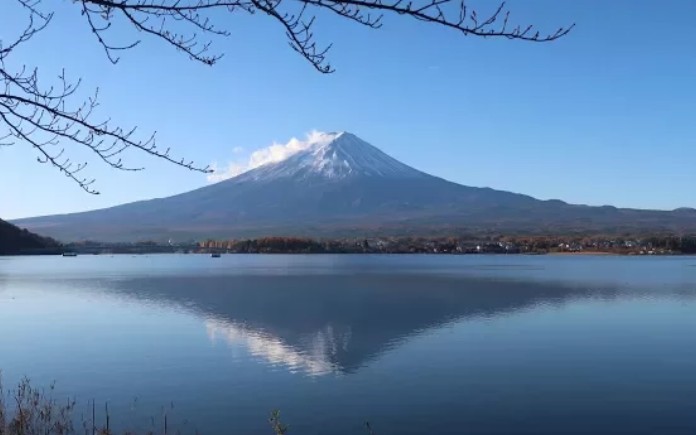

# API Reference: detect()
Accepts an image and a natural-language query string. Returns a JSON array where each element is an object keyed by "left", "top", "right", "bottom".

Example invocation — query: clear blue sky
[{"left": 1, "top": 0, "right": 695, "bottom": 219}]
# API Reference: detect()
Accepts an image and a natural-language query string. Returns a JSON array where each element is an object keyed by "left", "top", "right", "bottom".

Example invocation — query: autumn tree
[{"left": 1, "top": 0, "right": 573, "bottom": 193}]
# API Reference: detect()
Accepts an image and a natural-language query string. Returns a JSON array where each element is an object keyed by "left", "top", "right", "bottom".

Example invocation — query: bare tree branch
[
  {"left": 72, "top": 0, "right": 573, "bottom": 72},
  {"left": 1, "top": 2, "right": 212, "bottom": 193}
]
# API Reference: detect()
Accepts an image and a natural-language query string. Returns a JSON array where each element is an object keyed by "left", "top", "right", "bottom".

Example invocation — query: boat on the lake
[
  {"left": 211, "top": 253, "right": 221, "bottom": 258},
  {"left": 62, "top": 252, "right": 78, "bottom": 257}
]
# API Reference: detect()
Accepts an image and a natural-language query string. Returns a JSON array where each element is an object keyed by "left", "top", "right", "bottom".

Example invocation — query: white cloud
[
  {"left": 207, "top": 130, "right": 339, "bottom": 183},
  {"left": 206, "top": 161, "right": 248, "bottom": 182}
]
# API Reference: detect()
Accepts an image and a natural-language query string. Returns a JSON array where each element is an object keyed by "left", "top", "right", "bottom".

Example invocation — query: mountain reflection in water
[{"left": 107, "top": 272, "right": 620, "bottom": 376}]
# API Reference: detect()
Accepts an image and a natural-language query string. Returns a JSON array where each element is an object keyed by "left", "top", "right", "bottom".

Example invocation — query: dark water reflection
[
  {"left": 1, "top": 255, "right": 696, "bottom": 434},
  {"left": 109, "top": 273, "right": 621, "bottom": 376}
]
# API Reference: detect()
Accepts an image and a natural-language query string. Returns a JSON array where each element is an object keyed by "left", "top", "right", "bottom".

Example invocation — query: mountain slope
[
  {"left": 12, "top": 132, "right": 696, "bottom": 242},
  {"left": 0, "top": 218, "right": 60, "bottom": 254}
]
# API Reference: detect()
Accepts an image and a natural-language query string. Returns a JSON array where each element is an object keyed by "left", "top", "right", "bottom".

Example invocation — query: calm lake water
[{"left": 2, "top": 254, "right": 696, "bottom": 434}]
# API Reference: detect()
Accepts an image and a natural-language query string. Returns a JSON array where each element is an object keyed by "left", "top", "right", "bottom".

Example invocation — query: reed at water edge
[{"left": 0, "top": 375, "right": 375, "bottom": 435}]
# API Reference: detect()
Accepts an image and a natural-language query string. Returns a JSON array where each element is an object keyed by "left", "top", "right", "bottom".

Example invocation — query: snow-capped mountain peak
[{"left": 236, "top": 131, "right": 424, "bottom": 182}]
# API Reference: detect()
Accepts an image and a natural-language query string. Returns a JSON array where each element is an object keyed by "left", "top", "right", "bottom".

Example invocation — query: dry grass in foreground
[{"left": 0, "top": 376, "right": 305, "bottom": 435}]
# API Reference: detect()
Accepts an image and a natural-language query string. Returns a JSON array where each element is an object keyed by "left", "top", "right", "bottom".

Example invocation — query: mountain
[
  {"left": 0, "top": 218, "right": 60, "bottom": 254},
  {"left": 12, "top": 132, "right": 696, "bottom": 242}
]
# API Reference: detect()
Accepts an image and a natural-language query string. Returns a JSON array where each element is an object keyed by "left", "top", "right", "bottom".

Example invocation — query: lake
[{"left": 1, "top": 254, "right": 696, "bottom": 434}]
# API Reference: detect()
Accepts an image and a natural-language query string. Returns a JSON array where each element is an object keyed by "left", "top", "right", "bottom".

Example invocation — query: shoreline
[
  {"left": 3, "top": 251, "right": 692, "bottom": 257},
  {"left": 546, "top": 251, "right": 620, "bottom": 256}
]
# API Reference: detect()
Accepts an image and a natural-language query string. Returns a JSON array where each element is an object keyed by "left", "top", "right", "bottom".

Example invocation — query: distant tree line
[
  {"left": 501, "top": 235, "right": 696, "bottom": 254},
  {"left": 200, "top": 237, "right": 359, "bottom": 254},
  {"left": 9, "top": 233, "right": 696, "bottom": 256},
  {"left": 0, "top": 219, "right": 60, "bottom": 255},
  {"left": 642, "top": 236, "right": 696, "bottom": 254},
  {"left": 198, "top": 234, "right": 696, "bottom": 255}
]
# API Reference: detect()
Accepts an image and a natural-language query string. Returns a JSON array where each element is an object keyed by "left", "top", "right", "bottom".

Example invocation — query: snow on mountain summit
[{"left": 234, "top": 132, "right": 425, "bottom": 182}]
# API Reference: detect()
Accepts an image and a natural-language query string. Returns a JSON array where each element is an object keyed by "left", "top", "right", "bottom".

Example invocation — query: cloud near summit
[{"left": 207, "top": 130, "right": 337, "bottom": 182}]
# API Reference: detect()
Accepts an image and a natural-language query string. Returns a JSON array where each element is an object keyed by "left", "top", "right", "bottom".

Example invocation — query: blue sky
[{"left": 1, "top": 0, "right": 695, "bottom": 219}]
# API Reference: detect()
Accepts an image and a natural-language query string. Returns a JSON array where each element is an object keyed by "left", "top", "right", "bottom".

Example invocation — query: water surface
[{"left": 1, "top": 254, "right": 696, "bottom": 434}]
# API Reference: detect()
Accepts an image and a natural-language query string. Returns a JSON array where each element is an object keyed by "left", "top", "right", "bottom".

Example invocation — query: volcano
[{"left": 13, "top": 132, "right": 696, "bottom": 241}]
